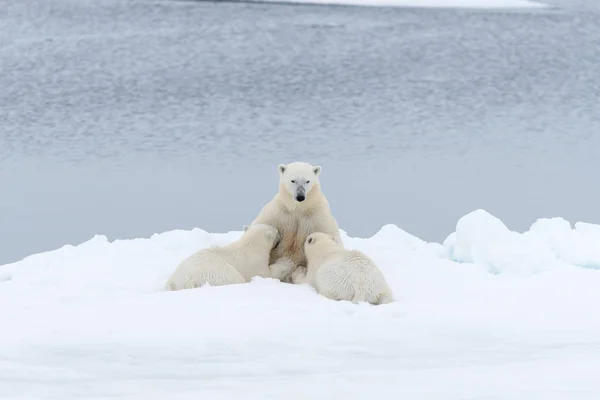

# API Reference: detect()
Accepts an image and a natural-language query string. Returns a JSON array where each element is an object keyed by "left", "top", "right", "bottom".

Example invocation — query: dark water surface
[{"left": 1, "top": 0, "right": 599, "bottom": 264}]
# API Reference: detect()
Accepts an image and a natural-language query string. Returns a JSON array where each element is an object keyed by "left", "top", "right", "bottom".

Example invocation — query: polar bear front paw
[
  {"left": 269, "top": 257, "right": 295, "bottom": 281},
  {"left": 291, "top": 265, "right": 308, "bottom": 284}
]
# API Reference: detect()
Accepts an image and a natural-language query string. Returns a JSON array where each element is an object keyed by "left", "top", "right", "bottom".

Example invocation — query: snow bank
[
  {"left": 444, "top": 209, "right": 600, "bottom": 273},
  {"left": 1, "top": 209, "right": 599, "bottom": 399},
  {"left": 260, "top": 0, "right": 547, "bottom": 9}
]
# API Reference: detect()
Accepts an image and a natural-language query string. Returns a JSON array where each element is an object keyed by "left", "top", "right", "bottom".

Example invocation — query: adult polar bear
[{"left": 250, "top": 161, "right": 342, "bottom": 282}]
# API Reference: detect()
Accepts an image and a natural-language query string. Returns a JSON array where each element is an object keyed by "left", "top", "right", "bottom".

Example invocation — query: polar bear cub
[
  {"left": 251, "top": 161, "right": 342, "bottom": 282},
  {"left": 165, "top": 224, "right": 294, "bottom": 291},
  {"left": 292, "top": 232, "right": 393, "bottom": 305}
]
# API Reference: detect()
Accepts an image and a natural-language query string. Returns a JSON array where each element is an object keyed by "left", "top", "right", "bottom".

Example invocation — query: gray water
[{"left": 1, "top": 0, "right": 599, "bottom": 265}]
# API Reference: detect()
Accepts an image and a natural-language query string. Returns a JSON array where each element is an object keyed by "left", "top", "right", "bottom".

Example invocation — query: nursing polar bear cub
[
  {"left": 292, "top": 232, "right": 393, "bottom": 305},
  {"left": 165, "top": 224, "right": 294, "bottom": 291},
  {"left": 251, "top": 161, "right": 342, "bottom": 282}
]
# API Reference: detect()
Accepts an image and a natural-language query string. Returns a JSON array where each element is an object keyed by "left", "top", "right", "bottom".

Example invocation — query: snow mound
[
  {"left": 260, "top": 0, "right": 546, "bottom": 9},
  {"left": 1, "top": 209, "right": 599, "bottom": 398},
  {"left": 444, "top": 209, "right": 600, "bottom": 273}
]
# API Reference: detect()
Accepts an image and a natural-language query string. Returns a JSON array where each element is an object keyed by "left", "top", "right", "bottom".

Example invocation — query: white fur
[
  {"left": 292, "top": 232, "right": 393, "bottom": 305},
  {"left": 165, "top": 224, "right": 294, "bottom": 291},
  {"left": 250, "top": 161, "right": 342, "bottom": 282}
]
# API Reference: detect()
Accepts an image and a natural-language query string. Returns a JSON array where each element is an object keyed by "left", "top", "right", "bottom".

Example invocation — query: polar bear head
[
  {"left": 304, "top": 232, "right": 340, "bottom": 258},
  {"left": 242, "top": 223, "right": 281, "bottom": 250},
  {"left": 278, "top": 161, "right": 322, "bottom": 203}
]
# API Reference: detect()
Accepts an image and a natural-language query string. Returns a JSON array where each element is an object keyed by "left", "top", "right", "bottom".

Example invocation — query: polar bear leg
[
  {"left": 268, "top": 257, "right": 296, "bottom": 281},
  {"left": 376, "top": 290, "right": 394, "bottom": 305},
  {"left": 291, "top": 265, "right": 308, "bottom": 284},
  {"left": 203, "top": 265, "right": 247, "bottom": 287},
  {"left": 167, "top": 264, "right": 246, "bottom": 291}
]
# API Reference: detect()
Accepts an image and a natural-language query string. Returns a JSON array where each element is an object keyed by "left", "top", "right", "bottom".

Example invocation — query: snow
[
  {"left": 2, "top": 208, "right": 600, "bottom": 399},
  {"left": 259, "top": 0, "right": 547, "bottom": 8}
]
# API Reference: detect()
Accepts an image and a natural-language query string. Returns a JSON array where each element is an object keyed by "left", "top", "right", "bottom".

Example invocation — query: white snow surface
[
  {"left": 260, "top": 0, "right": 547, "bottom": 8},
  {"left": 1, "top": 209, "right": 599, "bottom": 399}
]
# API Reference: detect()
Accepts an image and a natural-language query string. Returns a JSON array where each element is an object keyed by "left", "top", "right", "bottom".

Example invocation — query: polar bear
[
  {"left": 292, "top": 232, "right": 393, "bottom": 305},
  {"left": 165, "top": 224, "right": 294, "bottom": 291},
  {"left": 250, "top": 161, "right": 342, "bottom": 282}
]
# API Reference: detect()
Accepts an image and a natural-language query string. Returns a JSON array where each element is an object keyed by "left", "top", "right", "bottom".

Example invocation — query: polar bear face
[
  {"left": 304, "top": 232, "right": 339, "bottom": 258},
  {"left": 243, "top": 223, "right": 281, "bottom": 249},
  {"left": 305, "top": 232, "right": 336, "bottom": 246},
  {"left": 278, "top": 161, "right": 322, "bottom": 203}
]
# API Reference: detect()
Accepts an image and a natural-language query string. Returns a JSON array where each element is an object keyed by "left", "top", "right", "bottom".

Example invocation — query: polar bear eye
[
  {"left": 306, "top": 180, "right": 310, "bottom": 184},
  {"left": 291, "top": 180, "right": 296, "bottom": 183},
  {"left": 307, "top": 237, "right": 313, "bottom": 244}
]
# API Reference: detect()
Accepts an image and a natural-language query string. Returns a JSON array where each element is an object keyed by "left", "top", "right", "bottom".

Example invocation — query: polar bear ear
[
  {"left": 313, "top": 166, "right": 321, "bottom": 176},
  {"left": 278, "top": 164, "right": 286, "bottom": 175}
]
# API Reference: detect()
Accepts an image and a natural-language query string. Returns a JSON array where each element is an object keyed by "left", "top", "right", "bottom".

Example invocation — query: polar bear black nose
[{"left": 296, "top": 194, "right": 305, "bottom": 202}]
